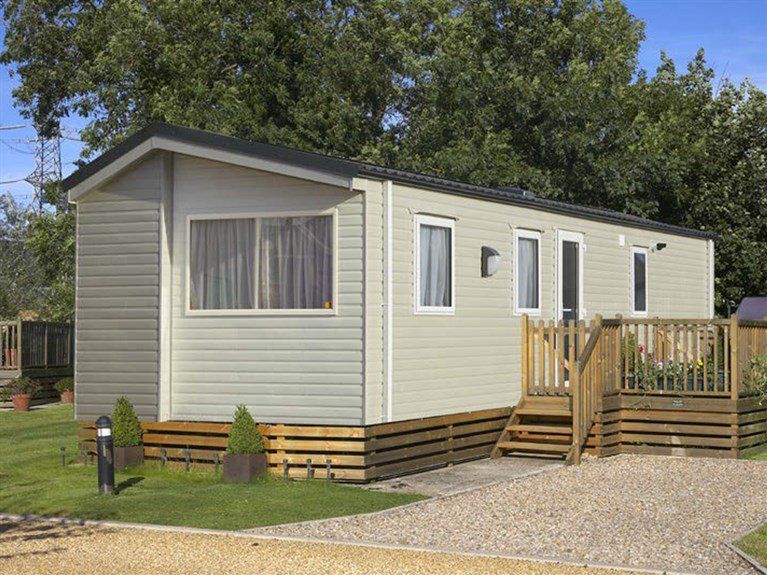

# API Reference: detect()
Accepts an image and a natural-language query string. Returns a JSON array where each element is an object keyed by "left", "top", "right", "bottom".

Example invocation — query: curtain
[
  {"left": 258, "top": 216, "right": 333, "bottom": 309},
  {"left": 518, "top": 237, "right": 539, "bottom": 309},
  {"left": 190, "top": 219, "right": 255, "bottom": 310},
  {"left": 419, "top": 224, "right": 451, "bottom": 307}
]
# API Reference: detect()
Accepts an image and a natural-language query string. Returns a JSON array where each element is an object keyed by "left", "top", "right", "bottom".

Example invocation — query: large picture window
[
  {"left": 189, "top": 214, "right": 334, "bottom": 313},
  {"left": 514, "top": 229, "right": 541, "bottom": 314},
  {"left": 415, "top": 215, "right": 454, "bottom": 314},
  {"left": 631, "top": 246, "right": 648, "bottom": 315}
]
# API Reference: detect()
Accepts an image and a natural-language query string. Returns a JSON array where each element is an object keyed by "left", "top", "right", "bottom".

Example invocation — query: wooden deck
[
  {"left": 1, "top": 320, "right": 74, "bottom": 407},
  {"left": 495, "top": 315, "right": 767, "bottom": 463}
]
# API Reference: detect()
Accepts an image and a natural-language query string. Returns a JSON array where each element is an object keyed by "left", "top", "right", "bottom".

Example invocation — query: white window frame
[
  {"left": 556, "top": 230, "right": 586, "bottom": 321},
  {"left": 513, "top": 228, "right": 542, "bottom": 315},
  {"left": 630, "top": 246, "right": 649, "bottom": 317},
  {"left": 414, "top": 214, "right": 455, "bottom": 315},
  {"left": 185, "top": 209, "right": 338, "bottom": 317}
]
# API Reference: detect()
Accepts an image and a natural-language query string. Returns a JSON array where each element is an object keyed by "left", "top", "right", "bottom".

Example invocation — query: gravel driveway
[
  {"left": 259, "top": 455, "right": 767, "bottom": 575},
  {"left": 0, "top": 517, "right": 644, "bottom": 575}
]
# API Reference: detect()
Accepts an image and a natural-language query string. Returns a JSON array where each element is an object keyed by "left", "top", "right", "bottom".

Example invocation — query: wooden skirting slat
[{"left": 77, "top": 406, "right": 510, "bottom": 482}]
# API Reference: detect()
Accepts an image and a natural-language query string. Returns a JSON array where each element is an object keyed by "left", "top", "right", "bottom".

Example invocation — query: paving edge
[
  {"left": 0, "top": 512, "right": 697, "bottom": 575},
  {"left": 726, "top": 543, "right": 767, "bottom": 575}
]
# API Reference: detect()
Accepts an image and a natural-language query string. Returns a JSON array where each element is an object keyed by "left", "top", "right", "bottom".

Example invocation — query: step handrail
[{"left": 569, "top": 316, "right": 603, "bottom": 465}]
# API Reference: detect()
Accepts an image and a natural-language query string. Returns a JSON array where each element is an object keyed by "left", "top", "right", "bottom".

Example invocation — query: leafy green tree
[
  {"left": 26, "top": 183, "right": 75, "bottom": 320},
  {"left": 0, "top": 194, "right": 47, "bottom": 318},
  {"left": 3, "top": 0, "right": 767, "bottom": 314}
]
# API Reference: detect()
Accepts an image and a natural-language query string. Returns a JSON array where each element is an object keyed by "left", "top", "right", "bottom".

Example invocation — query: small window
[
  {"left": 631, "top": 247, "right": 648, "bottom": 315},
  {"left": 415, "top": 215, "right": 454, "bottom": 314},
  {"left": 189, "top": 214, "right": 333, "bottom": 312},
  {"left": 514, "top": 229, "right": 541, "bottom": 314}
]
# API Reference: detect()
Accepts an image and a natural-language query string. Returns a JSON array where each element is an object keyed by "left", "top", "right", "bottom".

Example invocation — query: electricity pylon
[{"left": 27, "top": 124, "right": 62, "bottom": 213}]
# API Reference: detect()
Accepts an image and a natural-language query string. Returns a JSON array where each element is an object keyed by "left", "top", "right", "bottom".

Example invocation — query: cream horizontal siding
[
  {"left": 388, "top": 182, "right": 710, "bottom": 422},
  {"left": 170, "top": 155, "right": 364, "bottom": 424},
  {"left": 75, "top": 153, "right": 162, "bottom": 420},
  {"left": 362, "top": 179, "right": 385, "bottom": 424}
]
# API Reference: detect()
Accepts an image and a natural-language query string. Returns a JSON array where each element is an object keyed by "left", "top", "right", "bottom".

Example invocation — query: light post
[{"left": 95, "top": 415, "right": 115, "bottom": 495}]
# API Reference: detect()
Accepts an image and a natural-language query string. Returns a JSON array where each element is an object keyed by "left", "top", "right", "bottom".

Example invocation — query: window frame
[
  {"left": 513, "top": 228, "right": 542, "bottom": 316},
  {"left": 630, "top": 245, "right": 649, "bottom": 317},
  {"left": 185, "top": 209, "right": 338, "bottom": 317},
  {"left": 414, "top": 214, "right": 455, "bottom": 315}
]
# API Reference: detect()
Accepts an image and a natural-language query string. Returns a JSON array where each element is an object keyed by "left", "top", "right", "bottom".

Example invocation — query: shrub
[
  {"left": 112, "top": 397, "right": 142, "bottom": 447},
  {"left": 55, "top": 377, "right": 74, "bottom": 393},
  {"left": 226, "top": 405, "right": 263, "bottom": 454},
  {"left": 8, "top": 376, "right": 40, "bottom": 396}
]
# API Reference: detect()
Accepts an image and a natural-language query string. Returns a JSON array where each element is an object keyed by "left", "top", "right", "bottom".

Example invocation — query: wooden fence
[
  {"left": 78, "top": 407, "right": 511, "bottom": 482},
  {"left": 0, "top": 320, "right": 73, "bottom": 372}
]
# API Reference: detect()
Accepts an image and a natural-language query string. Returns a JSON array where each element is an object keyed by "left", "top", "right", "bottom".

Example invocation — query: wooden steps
[{"left": 493, "top": 397, "right": 574, "bottom": 460}]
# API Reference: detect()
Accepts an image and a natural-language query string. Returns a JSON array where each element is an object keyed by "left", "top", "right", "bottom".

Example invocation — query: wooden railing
[
  {"left": 0, "top": 320, "right": 73, "bottom": 371},
  {"left": 0, "top": 321, "right": 20, "bottom": 369},
  {"left": 521, "top": 314, "right": 767, "bottom": 463},
  {"left": 522, "top": 315, "right": 767, "bottom": 401}
]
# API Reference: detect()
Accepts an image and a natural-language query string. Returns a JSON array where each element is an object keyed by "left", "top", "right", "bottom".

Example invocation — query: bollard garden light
[
  {"left": 326, "top": 459, "right": 332, "bottom": 481},
  {"left": 80, "top": 444, "right": 89, "bottom": 465},
  {"left": 160, "top": 447, "right": 167, "bottom": 468},
  {"left": 213, "top": 452, "right": 220, "bottom": 475},
  {"left": 60, "top": 446, "right": 66, "bottom": 467},
  {"left": 95, "top": 415, "right": 115, "bottom": 495},
  {"left": 184, "top": 449, "right": 191, "bottom": 472}
]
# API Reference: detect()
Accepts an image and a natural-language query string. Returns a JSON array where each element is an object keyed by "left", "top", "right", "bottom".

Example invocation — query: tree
[
  {"left": 387, "top": 0, "right": 645, "bottom": 211},
  {"left": 0, "top": 194, "right": 47, "bottom": 318},
  {"left": 26, "top": 183, "right": 76, "bottom": 320},
  {"left": 3, "top": 0, "right": 767, "bottom": 313},
  {"left": 0, "top": 0, "right": 442, "bottom": 155}
]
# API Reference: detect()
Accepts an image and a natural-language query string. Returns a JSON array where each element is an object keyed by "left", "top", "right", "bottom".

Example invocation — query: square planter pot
[
  {"left": 114, "top": 445, "right": 144, "bottom": 472},
  {"left": 12, "top": 393, "right": 32, "bottom": 412},
  {"left": 223, "top": 453, "right": 267, "bottom": 483}
]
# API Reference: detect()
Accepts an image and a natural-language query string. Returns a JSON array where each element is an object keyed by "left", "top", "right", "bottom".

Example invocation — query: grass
[
  {"left": 0, "top": 405, "right": 424, "bottom": 530},
  {"left": 734, "top": 524, "right": 767, "bottom": 568},
  {"left": 744, "top": 446, "right": 767, "bottom": 461}
]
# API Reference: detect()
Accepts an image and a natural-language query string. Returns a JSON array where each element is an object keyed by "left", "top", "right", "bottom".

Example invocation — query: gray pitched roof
[{"left": 63, "top": 121, "right": 715, "bottom": 240}]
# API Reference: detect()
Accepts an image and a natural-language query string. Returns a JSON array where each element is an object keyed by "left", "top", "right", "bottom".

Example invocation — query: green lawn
[
  {"left": 0, "top": 405, "right": 423, "bottom": 530},
  {"left": 744, "top": 446, "right": 767, "bottom": 461},
  {"left": 735, "top": 525, "right": 767, "bottom": 568}
]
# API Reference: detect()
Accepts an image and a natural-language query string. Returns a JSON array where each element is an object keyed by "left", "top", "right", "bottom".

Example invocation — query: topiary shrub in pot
[
  {"left": 55, "top": 377, "right": 74, "bottom": 404},
  {"left": 112, "top": 396, "right": 144, "bottom": 471},
  {"left": 7, "top": 377, "right": 40, "bottom": 412},
  {"left": 223, "top": 405, "right": 266, "bottom": 483}
]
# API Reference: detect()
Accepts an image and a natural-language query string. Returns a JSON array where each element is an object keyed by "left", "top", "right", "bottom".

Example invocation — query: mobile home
[{"left": 67, "top": 123, "right": 721, "bottom": 478}]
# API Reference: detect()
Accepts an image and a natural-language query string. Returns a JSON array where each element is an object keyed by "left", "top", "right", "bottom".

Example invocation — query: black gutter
[{"left": 63, "top": 121, "right": 716, "bottom": 241}]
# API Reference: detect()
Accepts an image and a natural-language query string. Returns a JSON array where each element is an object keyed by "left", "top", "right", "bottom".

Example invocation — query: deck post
[
  {"left": 569, "top": 320, "right": 580, "bottom": 465},
  {"left": 521, "top": 314, "right": 529, "bottom": 399},
  {"left": 730, "top": 315, "right": 739, "bottom": 401},
  {"left": 16, "top": 320, "right": 22, "bottom": 371}
]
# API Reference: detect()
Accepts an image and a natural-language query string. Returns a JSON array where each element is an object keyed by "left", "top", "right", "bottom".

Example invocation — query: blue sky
[{"left": 1, "top": 1, "right": 766, "bottom": 203}]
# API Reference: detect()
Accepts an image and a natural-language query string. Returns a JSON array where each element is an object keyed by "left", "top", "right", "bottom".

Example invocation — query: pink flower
[{"left": 639, "top": 345, "right": 645, "bottom": 352}]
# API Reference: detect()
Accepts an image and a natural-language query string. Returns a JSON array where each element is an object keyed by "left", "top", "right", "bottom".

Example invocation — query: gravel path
[
  {"left": 259, "top": 455, "right": 767, "bottom": 575},
  {"left": 0, "top": 517, "right": 644, "bottom": 575}
]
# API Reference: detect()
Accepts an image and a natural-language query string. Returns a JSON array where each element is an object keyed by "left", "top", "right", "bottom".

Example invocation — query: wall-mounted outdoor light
[
  {"left": 651, "top": 242, "right": 667, "bottom": 253},
  {"left": 481, "top": 246, "right": 501, "bottom": 277}
]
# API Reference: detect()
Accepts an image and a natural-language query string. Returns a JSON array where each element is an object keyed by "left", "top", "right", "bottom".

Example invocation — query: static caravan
[{"left": 67, "top": 123, "right": 716, "bottom": 479}]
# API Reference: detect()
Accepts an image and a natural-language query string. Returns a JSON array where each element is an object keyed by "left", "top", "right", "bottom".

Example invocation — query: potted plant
[
  {"left": 55, "top": 377, "right": 75, "bottom": 403},
  {"left": 223, "top": 405, "right": 266, "bottom": 483},
  {"left": 6, "top": 377, "right": 40, "bottom": 412},
  {"left": 112, "top": 396, "right": 144, "bottom": 471}
]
